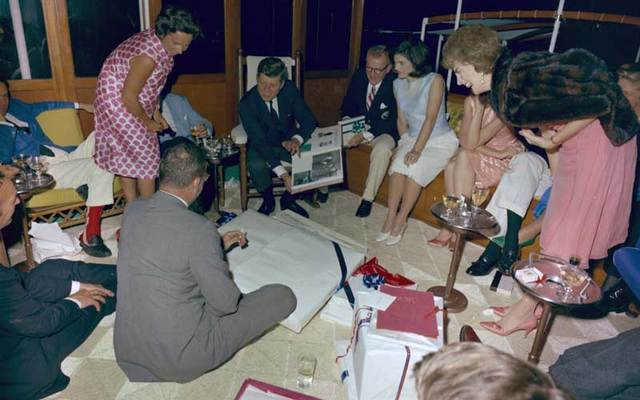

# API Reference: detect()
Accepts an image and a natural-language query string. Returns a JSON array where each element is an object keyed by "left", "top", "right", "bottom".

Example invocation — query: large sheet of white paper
[{"left": 220, "top": 210, "right": 366, "bottom": 333}]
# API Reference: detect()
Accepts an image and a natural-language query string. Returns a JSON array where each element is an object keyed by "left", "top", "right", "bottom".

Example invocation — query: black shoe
[
  {"left": 302, "top": 192, "right": 321, "bottom": 209},
  {"left": 316, "top": 190, "right": 329, "bottom": 203},
  {"left": 281, "top": 194, "right": 309, "bottom": 218},
  {"left": 355, "top": 200, "right": 372, "bottom": 218},
  {"left": 466, "top": 255, "right": 498, "bottom": 276},
  {"left": 75, "top": 184, "right": 89, "bottom": 201},
  {"left": 459, "top": 325, "right": 481, "bottom": 343},
  {"left": 600, "top": 281, "right": 632, "bottom": 313},
  {"left": 258, "top": 197, "right": 275, "bottom": 215},
  {"left": 80, "top": 234, "right": 112, "bottom": 258},
  {"left": 496, "top": 249, "right": 519, "bottom": 275}
]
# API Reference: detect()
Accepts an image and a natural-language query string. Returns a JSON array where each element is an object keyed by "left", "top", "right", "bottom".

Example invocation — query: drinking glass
[
  {"left": 296, "top": 353, "right": 317, "bottom": 389},
  {"left": 471, "top": 187, "right": 489, "bottom": 209},
  {"left": 442, "top": 195, "right": 460, "bottom": 218},
  {"left": 28, "top": 155, "right": 48, "bottom": 180}
]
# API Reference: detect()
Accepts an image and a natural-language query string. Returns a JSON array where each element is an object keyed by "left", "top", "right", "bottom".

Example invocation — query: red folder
[
  {"left": 234, "top": 378, "right": 323, "bottom": 400},
  {"left": 376, "top": 285, "right": 439, "bottom": 338}
]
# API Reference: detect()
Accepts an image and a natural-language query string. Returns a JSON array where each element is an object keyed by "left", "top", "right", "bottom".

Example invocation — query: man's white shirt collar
[{"left": 160, "top": 190, "right": 189, "bottom": 207}]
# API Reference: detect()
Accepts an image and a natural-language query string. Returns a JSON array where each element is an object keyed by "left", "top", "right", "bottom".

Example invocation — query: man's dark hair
[
  {"left": 257, "top": 57, "right": 288, "bottom": 82},
  {"left": 395, "top": 40, "right": 432, "bottom": 78},
  {"left": 159, "top": 137, "right": 208, "bottom": 188},
  {"left": 155, "top": 5, "right": 202, "bottom": 39}
]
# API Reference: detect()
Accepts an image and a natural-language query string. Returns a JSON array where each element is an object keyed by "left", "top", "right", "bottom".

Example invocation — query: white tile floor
[{"left": 10, "top": 187, "right": 636, "bottom": 399}]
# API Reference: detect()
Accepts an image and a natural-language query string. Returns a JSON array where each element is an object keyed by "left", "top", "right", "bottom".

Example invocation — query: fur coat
[{"left": 489, "top": 48, "right": 638, "bottom": 146}]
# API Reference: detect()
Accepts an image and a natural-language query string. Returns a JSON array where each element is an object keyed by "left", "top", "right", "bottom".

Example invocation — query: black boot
[
  {"left": 258, "top": 187, "right": 276, "bottom": 215},
  {"left": 599, "top": 280, "right": 633, "bottom": 313},
  {"left": 281, "top": 192, "right": 309, "bottom": 218},
  {"left": 466, "top": 240, "right": 502, "bottom": 276},
  {"left": 495, "top": 210, "right": 523, "bottom": 275}
]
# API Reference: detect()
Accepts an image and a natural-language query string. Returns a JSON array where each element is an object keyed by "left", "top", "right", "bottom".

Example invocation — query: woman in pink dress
[
  {"left": 441, "top": 25, "right": 638, "bottom": 337},
  {"left": 430, "top": 94, "right": 523, "bottom": 247},
  {"left": 94, "top": 6, "right": 200, "bottom": 202}
]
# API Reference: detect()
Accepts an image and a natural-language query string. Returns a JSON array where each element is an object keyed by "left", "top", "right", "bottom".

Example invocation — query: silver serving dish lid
[
  {"left": 13, "top": 173, "right": 55, "bottom": 195},
  {"left": 431, "top": 202, "right": 498, "bottom": 231},
  {"left": 512, "top": 253, "right": 601, "bottom": 306}
]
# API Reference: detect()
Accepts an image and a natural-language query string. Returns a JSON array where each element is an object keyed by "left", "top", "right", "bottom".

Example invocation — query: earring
[{"left": 480, "top": 73, "right": 485, "bottom": 84}]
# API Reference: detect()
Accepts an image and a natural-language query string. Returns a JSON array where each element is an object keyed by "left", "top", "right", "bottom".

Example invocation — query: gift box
[{"left": 337, "top": 287, "right": 444, "bottom": 400}]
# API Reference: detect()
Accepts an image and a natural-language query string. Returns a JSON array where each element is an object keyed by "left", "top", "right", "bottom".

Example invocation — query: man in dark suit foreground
[
  {"left": 114, "top": 138, "right": 296, "bottom": 383},
  {"left": 239, "top": 57, "right": 317, "bottom": 218},
  {"left": 341, "top": 45, "right": 399, "bottom": 217},
  {"left": 0, "top": 173, "right": 116, "bottom": 400}
]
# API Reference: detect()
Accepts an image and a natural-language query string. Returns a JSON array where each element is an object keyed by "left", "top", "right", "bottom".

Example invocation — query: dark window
[
  {"left": 67, "top": 0, "right": 140, "bottom": 77},
  {"left": 164, "top": 0, "right": 225, "bottom": 74},
  {"left": 0, "top": 0, "right": 51, "bottom": 79},
  {"left": 305, "top": 0, "right": 351, "bottom": 71},
  {"left": 241, "top": 0, "right": 292, "bottom": 56}
]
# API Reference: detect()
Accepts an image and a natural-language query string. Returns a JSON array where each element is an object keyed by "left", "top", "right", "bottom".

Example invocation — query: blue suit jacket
[
  {"left": 238, "top": 80, "right": 317, "bottom": 169},
  {"left": 160, "top": 93, "right": 213, "bottom": 144},
  {"left": 0, "top": 99, "right": 75, "bottom": 163}
]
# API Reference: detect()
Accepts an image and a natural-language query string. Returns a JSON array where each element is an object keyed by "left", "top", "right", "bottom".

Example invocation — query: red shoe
[
  {"left": 480, "top": 319, "right": 538, "bottom": 338},
  {"left": 490, "top": 306, "right": 510, "bottom": 317}
]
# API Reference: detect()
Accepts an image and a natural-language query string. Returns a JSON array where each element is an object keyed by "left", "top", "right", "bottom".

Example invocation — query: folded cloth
[{"left": 28, "top": 222, "right": 82, "bottom": 263}]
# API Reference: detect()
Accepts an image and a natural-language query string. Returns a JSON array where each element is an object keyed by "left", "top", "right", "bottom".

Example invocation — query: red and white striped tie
[{"left": 367, "top": 85, "right": 376, "bottom": 110}]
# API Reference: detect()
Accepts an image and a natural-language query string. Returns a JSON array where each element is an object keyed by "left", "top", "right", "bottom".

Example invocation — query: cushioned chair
[
  {"left": 231, "top": 49, "right": 302, "bottom": 211},
  {"left": 20, "top": 108, "right": 124, "bottom": 267},
  {"left": 613, "top": 236, "right": 640, "bottom": 300}
]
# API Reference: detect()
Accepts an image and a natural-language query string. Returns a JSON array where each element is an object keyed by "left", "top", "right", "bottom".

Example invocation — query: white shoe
[
  {"left": 385, "top": 225, "right": 407, "bottom": 246},
  {"left": 375, "top": 231, "right": 390, "bottom": 242}
]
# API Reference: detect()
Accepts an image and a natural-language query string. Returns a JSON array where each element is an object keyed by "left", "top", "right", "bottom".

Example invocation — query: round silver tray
[
  {"left": 13, "top": 173, "right": 55, "bottom": 195},
  {"left": 512, "top": 256, "right": 601, "bottom": 307},
  {"left": 431, "top": 202, "right": 498, "bottom": 231}
]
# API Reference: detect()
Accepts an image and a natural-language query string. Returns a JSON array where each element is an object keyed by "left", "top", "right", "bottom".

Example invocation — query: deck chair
[{"left": 230, "top": 49, "right": 303, "bottom": 211}]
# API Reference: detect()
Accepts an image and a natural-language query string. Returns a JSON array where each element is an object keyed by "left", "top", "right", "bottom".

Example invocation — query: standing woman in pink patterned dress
[{"left": 94, "top": 6, "right": 201, "bottom": 202}]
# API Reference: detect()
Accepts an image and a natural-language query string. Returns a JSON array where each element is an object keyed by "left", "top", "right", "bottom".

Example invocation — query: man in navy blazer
[
  {"left": 239, "top": 57, "right": 317, "bottom": 218},
  {"left": 341, "top": 45, "right": 399, "bottom": 217},
  {"left": 0, "top": 174, "right": 116, "bottom": 400}
]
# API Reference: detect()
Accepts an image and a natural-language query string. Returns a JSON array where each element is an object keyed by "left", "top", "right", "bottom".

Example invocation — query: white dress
[{"left": 389, "top": 73, "right": 458, "bottom": 187}]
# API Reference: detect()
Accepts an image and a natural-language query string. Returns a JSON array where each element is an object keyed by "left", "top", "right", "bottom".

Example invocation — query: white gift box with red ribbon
[{"left": 336, "top": 293, "right": 444, "bottom": 400}]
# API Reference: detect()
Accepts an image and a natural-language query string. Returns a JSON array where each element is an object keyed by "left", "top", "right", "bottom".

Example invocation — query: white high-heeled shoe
[
  {"left": 385, "top": 224, "right": 407, "bottom": 246},
  {"left": 375, "top": 231, "right": 390, "bottom": 242}
]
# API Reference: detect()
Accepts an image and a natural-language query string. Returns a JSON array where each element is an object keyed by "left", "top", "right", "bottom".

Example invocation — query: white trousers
[
  {"left": 362, "top": 134, "right": 395, "bottom": 201},
  {"left": 486, "top": 152, "right": 552, "bottom": 238},
  {"left": 44, "top": 132, "right": 115, "bottom": 206}
]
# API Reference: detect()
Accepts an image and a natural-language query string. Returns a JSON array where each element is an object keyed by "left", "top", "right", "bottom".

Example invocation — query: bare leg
[
  {"left": 451, "top": 148, "right": 476, "bottom": 197},
  {"left": 519, "top": 216, "right": 544, "bottom": 244},
  {"left": 121, "top": 176, "right": 138, "bottom": 204},
  {"left": 497, "top": 293, "right": 539, "bottom": 331},
  {"left": 390, "top": 177, "right": 422, "bottom": 235},
  {"left": 382, "top": 173, "right": 406, "bottom": 234},
  {"left": 136, "top": 178, "right": 156, "bottom": 198}
]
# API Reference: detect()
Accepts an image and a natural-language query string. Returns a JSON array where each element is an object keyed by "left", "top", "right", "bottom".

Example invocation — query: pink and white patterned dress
[{"left": 94, "top": 29, "right": 173, "bottom": 179}]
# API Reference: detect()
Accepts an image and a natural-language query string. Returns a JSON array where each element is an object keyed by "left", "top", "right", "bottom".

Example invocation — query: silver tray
[
  {"left": 13, "top": 173, "right": 55, "bottom": 195},
  {"left": 512, "top": 254, "right": 601, "bottom": 306},
  {"left": 431, "top": 202, "right": 498, "bottom": 231}
]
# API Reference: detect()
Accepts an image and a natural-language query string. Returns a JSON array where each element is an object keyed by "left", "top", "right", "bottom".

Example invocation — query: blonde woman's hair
[
  {"left": 442, "top": 25, "right": 502, "bottom": 73},
  {"left": 414, "top": 343, "right": 574, "bottom": 400}
]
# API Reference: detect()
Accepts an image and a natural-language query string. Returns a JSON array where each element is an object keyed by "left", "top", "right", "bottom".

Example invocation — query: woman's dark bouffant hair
[
  {"left": 155, "top": 5, "right": 202, "bottom": 38},
  {"left": 395, "top": 40, "right": 432, "bottom": 78}
]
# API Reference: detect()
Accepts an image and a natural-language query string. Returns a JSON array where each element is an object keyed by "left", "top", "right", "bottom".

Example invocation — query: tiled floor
[{"left": 10, "top": 187, "right": 638, "bottom": 400}]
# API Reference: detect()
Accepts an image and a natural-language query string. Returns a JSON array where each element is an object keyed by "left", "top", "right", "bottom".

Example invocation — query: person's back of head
[
  {"left": 155, "top": 5, "right": 202, "bottom": 38},
  {"left": 159, "top": 137, "right": 208, "bottom": 189},
  {"left": 414, "top": 343, "right": 574, "bottom": 400}
]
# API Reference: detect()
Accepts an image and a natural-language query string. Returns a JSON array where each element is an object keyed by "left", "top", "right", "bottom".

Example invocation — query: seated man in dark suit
[
  {"left": 114, "top": 138, "right": 296, "bottom": 383},
  {"left": 239, "top": 57, "right": 317, "bottom": 218},
  {"left": 0, "top": 173, "right": 116, "bottom": 400},
  {"left": 341, "top": 45, "right": 399, "bottom": 217}
]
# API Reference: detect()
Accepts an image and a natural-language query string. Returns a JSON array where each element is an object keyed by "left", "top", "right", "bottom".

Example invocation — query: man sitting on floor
[
  {"left": 0, "top": 174, "right": 116, "bottom": 400},
  {"left": 238, "top": 57, "right": 317, "bottom": 218},
  {"left": 114, "top": 138, "right": 296, "bottom": 383},
  {"left": 0, "top": 79, "right": 115, "bottom": 257},
  {"left": 341, "top": 45, "right": 399, "bottom": 217}
]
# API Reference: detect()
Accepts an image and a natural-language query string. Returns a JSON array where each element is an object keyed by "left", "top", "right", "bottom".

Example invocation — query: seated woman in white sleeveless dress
[{"left": 377, "top": 40, "right": 458, "bottom": 245}]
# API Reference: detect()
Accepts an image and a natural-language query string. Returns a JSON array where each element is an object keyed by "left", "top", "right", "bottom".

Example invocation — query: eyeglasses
[{"left": 365, "top": 65, "right": 389, "bottom": 74}]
